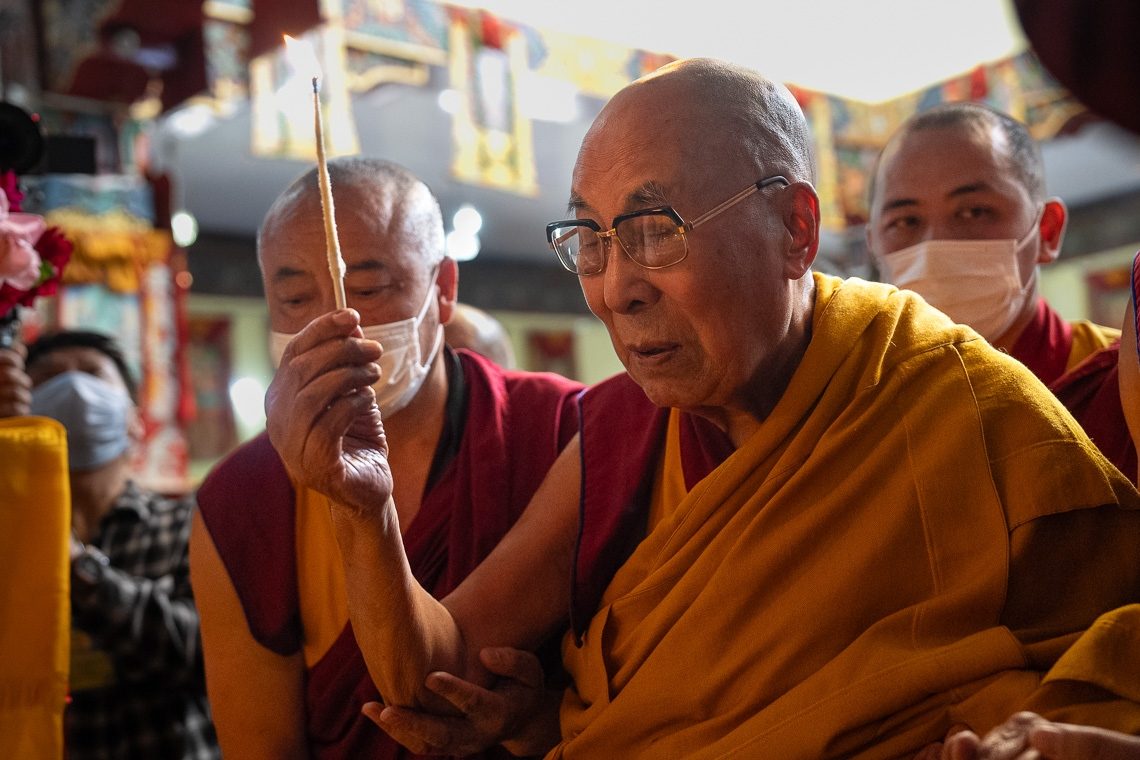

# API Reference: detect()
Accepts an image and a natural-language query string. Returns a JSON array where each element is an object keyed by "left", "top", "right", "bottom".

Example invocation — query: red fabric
[
  {"left": 570, "top": 373, "right": 732, "bottom": 637},
  {"left": 197, "top": 351, "right": 582, "bottom": 758},
  {"left": 1051, "top": 342, "right": 1136, "bottom": 483},
  {"left": 1008, "top": 297, "right": 1073, "bottom": 386}
]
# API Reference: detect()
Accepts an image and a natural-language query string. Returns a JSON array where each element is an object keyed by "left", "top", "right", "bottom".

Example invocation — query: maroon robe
[
  {"left": 197, "top": 350, "right": 582, "bottom": 759},
  {"left": 570, "top": 372, "right": 733, "bottom": 637},
  {"left": 1009, "top": 298, "right": 1134, "bottom": 480}
]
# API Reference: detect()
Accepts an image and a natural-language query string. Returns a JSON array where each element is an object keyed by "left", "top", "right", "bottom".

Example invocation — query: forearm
[
  {"left": 71, "top": 564, "right": 203, "bottom": 684},
  {"left": 331, "top": 499, "right": 474, "bottom": 708}
]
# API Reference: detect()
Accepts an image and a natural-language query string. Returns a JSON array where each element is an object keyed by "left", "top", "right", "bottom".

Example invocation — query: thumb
[
  {"left": 479, "top": 647, "right": 544, "bottom": 688},
  {"left": 1030, "top": 723, "right": 1140, "bottom": 759}
]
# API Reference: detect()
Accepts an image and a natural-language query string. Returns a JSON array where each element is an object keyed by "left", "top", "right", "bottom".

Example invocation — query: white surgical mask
[
  {"left": 878, "top": 219, "right": 1040, "bottom": 342},
  {"left": 269, "top": 283, "right": 444, "bottom": 418},
  {"left": 31, "top": 371, "right": 133, "bottom": 471}
]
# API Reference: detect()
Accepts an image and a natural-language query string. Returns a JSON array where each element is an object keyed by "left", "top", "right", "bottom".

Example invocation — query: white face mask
[
  {"left": 269, "top": 282, "right": 444, "bottom": 418},
  {"left": 878, "top": 219, "right": 1040, "bottom": 342}
]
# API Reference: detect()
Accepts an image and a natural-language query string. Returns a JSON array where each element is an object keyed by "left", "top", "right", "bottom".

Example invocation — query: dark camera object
[{"left": 0, "top": 102, "right": 45, "bottom": 173}]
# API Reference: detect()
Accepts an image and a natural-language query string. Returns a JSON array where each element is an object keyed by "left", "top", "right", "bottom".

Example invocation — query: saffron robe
[
  {"left": 556, "top": 274, "right": 1140, "bottom": 760},
  {"left": 0, "top": 417, "right": 70, "bottom": 760},
  {"left": 1009, "top": 298, "right": 1133, "bottom": 478},
  {"left": 198, "top": 351, "right": 582, "bottom": 759}
]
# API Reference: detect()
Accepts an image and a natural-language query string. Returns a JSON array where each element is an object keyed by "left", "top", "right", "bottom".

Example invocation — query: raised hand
[{"left": 265, "top": 309, "right": 389, "bottom": 513}]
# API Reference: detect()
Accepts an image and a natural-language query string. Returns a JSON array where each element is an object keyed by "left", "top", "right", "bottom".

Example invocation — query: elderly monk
[
  {"left": 190, "top": 158, "right": 582, "bottom": 758},
  {"left": 268, "top": 60, "right": 1140, "bottom": 759},
  {"left": 867, "top": 103, "right": 1134, "bottom": 479}
]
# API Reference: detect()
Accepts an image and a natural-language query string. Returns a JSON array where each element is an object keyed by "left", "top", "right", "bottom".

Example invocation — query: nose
[{"left": 601, "top": 237, "right": 658, "bottom": 315}]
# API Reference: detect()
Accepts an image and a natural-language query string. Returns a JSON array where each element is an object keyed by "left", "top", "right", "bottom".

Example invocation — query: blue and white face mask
[{"left": 31, "top": 370, "right": 133, "bottom": 471}]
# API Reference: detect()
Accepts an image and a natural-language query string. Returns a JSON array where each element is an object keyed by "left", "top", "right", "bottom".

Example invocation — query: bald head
[
  {"left": 258, "top": 156, "right": 457, "bottom": 337},
  {"left": 583, "top": 58, "right": 815, "bottom": 189},
  {"left": 872, "top": 102, "right": 1045, "bottom": 205},
  {"left": 259, "top": 157, "right": 445, "bottom": 270},
  {"left": 444, "top": 303, "right": 517, "bottom": 369}
]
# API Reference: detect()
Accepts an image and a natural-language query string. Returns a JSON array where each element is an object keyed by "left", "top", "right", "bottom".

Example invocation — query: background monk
[
  {"left": 867, "top": 103, "right": 1134, "bottom": 479},
  {"left": 190, "top": 158, "right": 581, "bottom": 758},
  {"left": 268, "top": 60, "right": 1140, "bottom": 758},
  {"left": 443, "top": 302, "right": 517, "bottom": 369}
]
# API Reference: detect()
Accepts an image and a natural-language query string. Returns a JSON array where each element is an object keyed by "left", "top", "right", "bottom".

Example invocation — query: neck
[
  {"left": 991, "top": 283, "right": 1041, "bottom": 352},
  {"left": 696, "top": 281, "right": 816, "bottom": 449},
  {"left": 70, "top": 462, "right": 129, "bottom": 543}
]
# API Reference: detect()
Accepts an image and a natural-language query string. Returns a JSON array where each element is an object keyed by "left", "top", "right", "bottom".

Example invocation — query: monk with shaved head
[{"left": 269, "top": 60, "right": 1140, "bottom": 757}]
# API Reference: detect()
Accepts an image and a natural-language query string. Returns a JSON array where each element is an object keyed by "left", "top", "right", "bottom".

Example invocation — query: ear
[
  {"left": 782, "top": 181, "right": 820, "bottom": 277},
  {"left": 1036, "top": 198, "right": 1067, "bottom": 265},
  {"left": 126, "top": 404, "right": 144, "bottom": 448},
  {"left": 436, "top": 257, "right": 459, "bottom": 325}
]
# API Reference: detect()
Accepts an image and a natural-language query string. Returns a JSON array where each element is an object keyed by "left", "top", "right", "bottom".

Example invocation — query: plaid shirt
[{"left": 67, "top": 481, "right": 219, "bottom": 760}]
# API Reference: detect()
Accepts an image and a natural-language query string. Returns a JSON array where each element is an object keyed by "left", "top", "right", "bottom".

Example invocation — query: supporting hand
[{"left": 363, "top": 647, "right": 558, "bottom": 756}]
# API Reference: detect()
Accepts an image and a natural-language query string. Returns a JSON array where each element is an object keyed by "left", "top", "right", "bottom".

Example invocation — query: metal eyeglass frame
[{"left": 546, "top": 175, "right": 790, "bottom": 275}]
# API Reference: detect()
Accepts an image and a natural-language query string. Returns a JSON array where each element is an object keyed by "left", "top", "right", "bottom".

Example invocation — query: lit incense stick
[{"left": 285, "top": 35, "right": 346, "bottom": 310}]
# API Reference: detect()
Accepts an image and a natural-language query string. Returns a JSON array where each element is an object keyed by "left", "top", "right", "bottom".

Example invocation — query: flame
[{"left": 283, "top": 34, "right": 322, "bottom": 82}]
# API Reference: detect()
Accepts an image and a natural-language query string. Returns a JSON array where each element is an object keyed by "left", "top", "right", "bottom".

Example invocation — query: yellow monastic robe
[
  {"left": 0, "top": 417, "right": 70, "bottom": 760},
  {"left": 555, "top": 274, "right": 1140, "bottom": 759},
  {"left": 1068, "top": 320, "right": 1119, "bottom": 372}
]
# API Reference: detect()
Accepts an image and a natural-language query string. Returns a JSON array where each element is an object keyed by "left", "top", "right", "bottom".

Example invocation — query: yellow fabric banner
[{"left": 0, "top": 417, "right": 71, "bottom": 760}]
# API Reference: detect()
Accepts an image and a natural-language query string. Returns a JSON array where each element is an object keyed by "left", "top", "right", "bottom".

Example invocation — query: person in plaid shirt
[{"left": 2, "top": 330, "right": 219, "bottom": 759}]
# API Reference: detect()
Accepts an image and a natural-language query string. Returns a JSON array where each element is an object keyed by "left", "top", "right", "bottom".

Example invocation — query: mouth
[{"left": 628, "top": 342, "right": 680, "bottom": 363}]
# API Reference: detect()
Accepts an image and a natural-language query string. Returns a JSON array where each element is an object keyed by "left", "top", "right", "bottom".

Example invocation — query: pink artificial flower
[{"left": 0, "top": 191, "right": 45, "bottom": 291}]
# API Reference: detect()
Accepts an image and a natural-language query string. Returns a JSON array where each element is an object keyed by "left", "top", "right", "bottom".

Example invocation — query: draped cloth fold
[
  {"left": 0, "top": 417, "right": 70, "bottom": 760},
  {"left": 555, "top": 274, "right": 1140, "bottom": 759}
]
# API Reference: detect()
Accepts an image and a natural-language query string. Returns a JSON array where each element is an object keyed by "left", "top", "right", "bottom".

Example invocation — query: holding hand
[
  {"left": 364, "top": 647, "right": 559, "bottom": 757},
  {"left": 0, "top": 342, "right": 31, "bottom": 417},
  {"left": 934, "top": 712, "right": 1140, "bottom": 759},
  {"left": 265, "top": 309, "right": 390, "bottom": 513}
]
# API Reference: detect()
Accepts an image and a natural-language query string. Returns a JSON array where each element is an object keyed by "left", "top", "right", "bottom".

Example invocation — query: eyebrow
[
  {"left": 345, "top": 260, "right": 385, "bottom": 274},
  {"left": 272, "top": 266, "right": 309, "bottom": 283},
  {"left": 566, "top": 181, "right": 672, "bottom": 217},
  {"left": 879, "top": 181, "right": 996, "bottom": 214}
]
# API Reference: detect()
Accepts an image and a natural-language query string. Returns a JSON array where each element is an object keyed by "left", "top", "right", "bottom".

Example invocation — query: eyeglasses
[{"left": 546, "top": 175, "right": 789, "bottom": 275}]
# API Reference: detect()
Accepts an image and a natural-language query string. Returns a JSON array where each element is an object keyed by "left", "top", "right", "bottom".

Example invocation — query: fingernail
[{"left": 333, "top": 309, "right": 358, "bottom": 326}]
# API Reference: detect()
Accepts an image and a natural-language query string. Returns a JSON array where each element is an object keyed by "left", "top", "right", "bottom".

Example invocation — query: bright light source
[
  {"left": 517, "top": 73, "right": 580, "bottom": 123},
  {"left": 453, "top": 204, "right": 483, "bottom": 235},
  {"left": 446, "top": 230, "right": 481, "bottom": 262},
  {"left": 163, "top": 104, "right": 216, "bottom": 139},
  {"left": 229, "top": 377, "right": 266, "bottom": 428},
  {"left": 171, "top": 210, "right": 198, "bottom": 248}
]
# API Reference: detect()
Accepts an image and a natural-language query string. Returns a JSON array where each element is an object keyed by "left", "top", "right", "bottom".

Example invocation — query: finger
[
  {"left": 423, "top": 671, "right": 498, "bottom": 717},
  {"left": 944, "top": 730, "right": 982, "bottom": 760},
  {"left": 1030, "top": 722, "right": 1140, "bottom": 759},
  {"left": 480, "top": 646, "right": 545, "bottom": 689},
  {"left": 281, "top": 309, "right": 363, "bottom": 362},
  {"left": 277, "top": 333, "right": 381, "bottom": 394},
  {"left": 365, "top": 702, "right": 483, "bottom": 756}
]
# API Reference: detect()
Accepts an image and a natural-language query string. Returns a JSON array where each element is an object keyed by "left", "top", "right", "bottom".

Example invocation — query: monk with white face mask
[
  {"left": 191, "top": 157, "right": 582, "bottom": 758},
  {"left": 867, "top": 103, "right": 1134, "bottom": 480}
]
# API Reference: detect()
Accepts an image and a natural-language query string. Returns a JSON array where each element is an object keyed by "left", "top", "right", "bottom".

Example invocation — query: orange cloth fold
[
  {"left": 555, "top": 274, "right": 1140, "bottom": 759},
  {"left": 0, "top": 417, "right": 71, "bottom": 760}
]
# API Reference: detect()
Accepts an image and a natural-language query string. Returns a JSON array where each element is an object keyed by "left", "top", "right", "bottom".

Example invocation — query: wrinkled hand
[
  {"left": 938, "top": 712, "right": 1140, "bottom": 760},
  {"left": 363, "top": 647, "right": 554, "bottom": 756},
  {"left": 265, "top": 309, "right": 389, "bottom": 513},
  {"left": 0, "top": 343, "right": 31, "bottom": 417}
]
